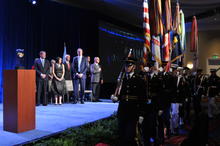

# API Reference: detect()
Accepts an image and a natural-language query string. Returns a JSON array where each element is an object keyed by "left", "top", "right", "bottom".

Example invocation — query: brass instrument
[{"left": 111, "top": 49, "right": 133, "bottom": 102}]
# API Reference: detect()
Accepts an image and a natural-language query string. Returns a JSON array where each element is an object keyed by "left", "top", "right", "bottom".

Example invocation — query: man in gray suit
[
  {"left": 72, "top": 48, "right": 88, "bottom": 104},
  {"left": 90, "top": 57, "right": 103, "bottom": 102}
]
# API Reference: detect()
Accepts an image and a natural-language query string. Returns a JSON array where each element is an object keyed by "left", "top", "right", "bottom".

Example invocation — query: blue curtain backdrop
[
  {"left": 0, "top": 0, "right": 99, "bottom": 103},
  {"left": 0, "top": 0, "right": 5, "bottom": 103}
]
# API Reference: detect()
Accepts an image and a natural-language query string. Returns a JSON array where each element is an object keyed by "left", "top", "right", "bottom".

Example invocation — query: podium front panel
[{"left": 3, "top": 70, "right": 36, "bottom": 133}]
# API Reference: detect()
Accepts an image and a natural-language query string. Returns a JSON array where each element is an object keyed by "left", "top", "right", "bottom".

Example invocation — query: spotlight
[
  {"left": 29, "top": 0, "right": 37, "bottom": 5},
  {"left": 187, "top": 62, "right": 194, "bottom": 69},
  {"left": 32, "top": 0, "right": 36, "bottom": 5}
]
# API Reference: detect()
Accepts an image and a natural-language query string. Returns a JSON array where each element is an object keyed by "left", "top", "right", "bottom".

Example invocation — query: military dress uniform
[
  {"left": 159, "top": 71, "right": 175, "bottom": 141},
  {"left": 207, "top": 69, "right": 220, "bottom": 118},
  {"left": 117, "top": 72, "right": 147, "bottom": 146},
  {"left": 183, "top": 73, "right": 193, "bottom": 124},
  {"left": 192, "top": 71, "right": 207, "bottom": 116},
  {"left": 176, "top": 74, "right": 189, "bottom": 126},
  {"left": 138, "top": 70, "right": 154, "bottom": 146},
  {"left": 143, "top": 71, "right": 163, "bottom": 144},
  {"left": 207, "top": 71, "right": 220, "bottom": 98}
]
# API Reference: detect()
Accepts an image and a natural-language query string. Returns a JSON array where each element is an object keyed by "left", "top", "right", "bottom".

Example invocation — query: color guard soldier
[
  {"left": 138, "top": 65, "right": 153, "bottom": 146},
  {"left": 182, "top": 67, "right": 192, "bottom": 124},
  {"left": 159, "top": 67, "right": 175, "bottom": 140},
  {"left": 114, "top": 57, "right": 147, "bottom": 146},
  {"left": 147, "top": 66, "right": 164, "bottom": 145},
  {"left": 192, "top": 69, "right": 207, "bottom": 116},
  {"left": 207, "top": 69, "right": 220, "bottom": 118}
]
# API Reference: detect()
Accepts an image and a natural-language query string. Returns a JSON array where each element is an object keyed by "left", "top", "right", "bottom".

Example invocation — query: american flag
[{"left": 143, "top": 0, "right": 151, "bottom": 64}]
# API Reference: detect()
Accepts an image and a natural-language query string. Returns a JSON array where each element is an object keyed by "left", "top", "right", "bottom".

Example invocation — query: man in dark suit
[
  {"left": 63, "top": 54, "right": 72, "bottom": 80},
  {"left": 86, "top": 56, "right": 91, "bottom": 90},
  {"left": 35, "top": 51, "right": 50, "bottom": 106},
  {"left": 71, "top": 48, "right": 88, "bottom": 104},
  {"left": 90, "top": 57, "right": 103, "bottom": 102}
]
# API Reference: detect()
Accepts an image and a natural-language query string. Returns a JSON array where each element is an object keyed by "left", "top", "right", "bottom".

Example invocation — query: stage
[{"left": 0, "top": 100, "right": 118, "bottom": 146}]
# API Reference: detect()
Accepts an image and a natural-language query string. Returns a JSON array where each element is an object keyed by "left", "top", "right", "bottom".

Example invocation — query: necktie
[
  {"left": 78, "top": 57, "right": 81, "bottom": 72},
  {"left": 67, "top": 63, "right": 70, "bottom": 70},
  {"left": 42, "top": 59, "right": 45, "bottom": 67},
  {"left": 127, "top": 74, "right": 130, "bottom": 80}
]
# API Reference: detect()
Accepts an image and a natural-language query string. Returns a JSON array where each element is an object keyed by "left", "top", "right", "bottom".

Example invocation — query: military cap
[
  {"left": 210, "top": 69, "right": 217, "bottom": 72},
  {"left": 16, "top": 49, "right": 24, "bottom": 53},
  {"left": 183, "top": 67, "right": 190, "bottom": 70},
  {"left": 124, "top": 57, "right": 137, "bottom": 66},
  {"left": 177, "top": 67, "right": 183, "bottom": 70},
  {"left": 196, "top": 68, "right": 203, "bottom": 72}
]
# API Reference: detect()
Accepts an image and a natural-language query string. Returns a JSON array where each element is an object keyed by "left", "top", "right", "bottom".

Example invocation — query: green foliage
[{"left": 26, "top": 114, "right": 119, "bottom": 146}]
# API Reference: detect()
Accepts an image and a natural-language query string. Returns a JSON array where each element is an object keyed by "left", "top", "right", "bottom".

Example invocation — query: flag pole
[{"left": 62, "top": 42, "right": 67, "bottom": 63}]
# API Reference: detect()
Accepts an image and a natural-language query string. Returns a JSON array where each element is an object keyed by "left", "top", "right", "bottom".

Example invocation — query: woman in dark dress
[{"left": 51, "top": 57, "right": 66, "bottom": 105}]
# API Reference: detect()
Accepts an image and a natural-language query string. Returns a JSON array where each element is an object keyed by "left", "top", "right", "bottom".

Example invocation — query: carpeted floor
[
  {"left": 0, "top": 101, "right": 118, "bottom": 146},
  {"left": 165, "top": 102, "right": 220, "bottom": 146}
]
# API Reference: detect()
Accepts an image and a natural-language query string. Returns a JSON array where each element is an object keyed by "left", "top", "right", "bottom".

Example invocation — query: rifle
[{"left": 111, "top": 49, "right": 133, "bottom": 102}]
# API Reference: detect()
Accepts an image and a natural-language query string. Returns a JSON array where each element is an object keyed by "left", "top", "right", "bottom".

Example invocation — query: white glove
[
  {"left": 139, "top": 116, "right": 144, "bottom": 124},
  {"left": 147, "top": 99, "right": 152, "bottom": 104},
  {"left": 111, "top": 95, "right": 118, "bottom": 103},
  {"left": 144, "top": 67, "right": 149, "bottom": 72},
  {"left": 158, "top": 110, "right": 163, "bottom": 116}
]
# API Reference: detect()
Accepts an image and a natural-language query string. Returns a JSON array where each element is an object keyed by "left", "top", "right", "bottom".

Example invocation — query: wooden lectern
[{"left": 3, "top": 70, "right": 36, "bottom": 133}]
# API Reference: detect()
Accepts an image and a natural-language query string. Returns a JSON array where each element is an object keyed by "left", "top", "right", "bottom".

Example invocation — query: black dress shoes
[
  {"left": 92, "top": 98, "right": 102, "bottom": 102},
  {"left": 72, "top": 100, "right": 77, "bottom": 104},
  {"left": 80, "top": 100, "right": 85, "bottom": 104},
  {"left": 96, "top": 99, "right": 102, "bottom": 102}
]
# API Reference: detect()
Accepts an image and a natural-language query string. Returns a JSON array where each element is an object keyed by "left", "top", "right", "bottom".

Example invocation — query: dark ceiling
[{"left": 52, "top": 0, "right": 220, "bottom": 30}]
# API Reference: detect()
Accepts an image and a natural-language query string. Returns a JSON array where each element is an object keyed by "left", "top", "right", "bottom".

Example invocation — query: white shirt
[
  {"left": 177, "top": 75, "right": 182, "bottom": 87},
  {"left": 127, "top": 72, "right": 134, "bottom": 79},
  {"left": 78, "top": 56, "right": 82, "bottom": 72},
  {"left": 40, "top": 58, "right": 45, "bottom": 67},
  {"left": 150, "top": 72, "right": 158, "bottom": 79}
]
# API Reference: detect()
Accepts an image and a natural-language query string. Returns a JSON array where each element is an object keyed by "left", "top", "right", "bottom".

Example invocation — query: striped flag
[
  {"left": 143, "top": 0, "right": 151, "bottom": 64},
  {"left": 62, "top": 42, "right": 67, "bottom": 63}
]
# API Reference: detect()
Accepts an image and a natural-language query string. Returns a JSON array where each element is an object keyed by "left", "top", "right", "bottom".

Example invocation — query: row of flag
[{"left": 143, "top": 0, "right": 198, "bottom": 69}]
